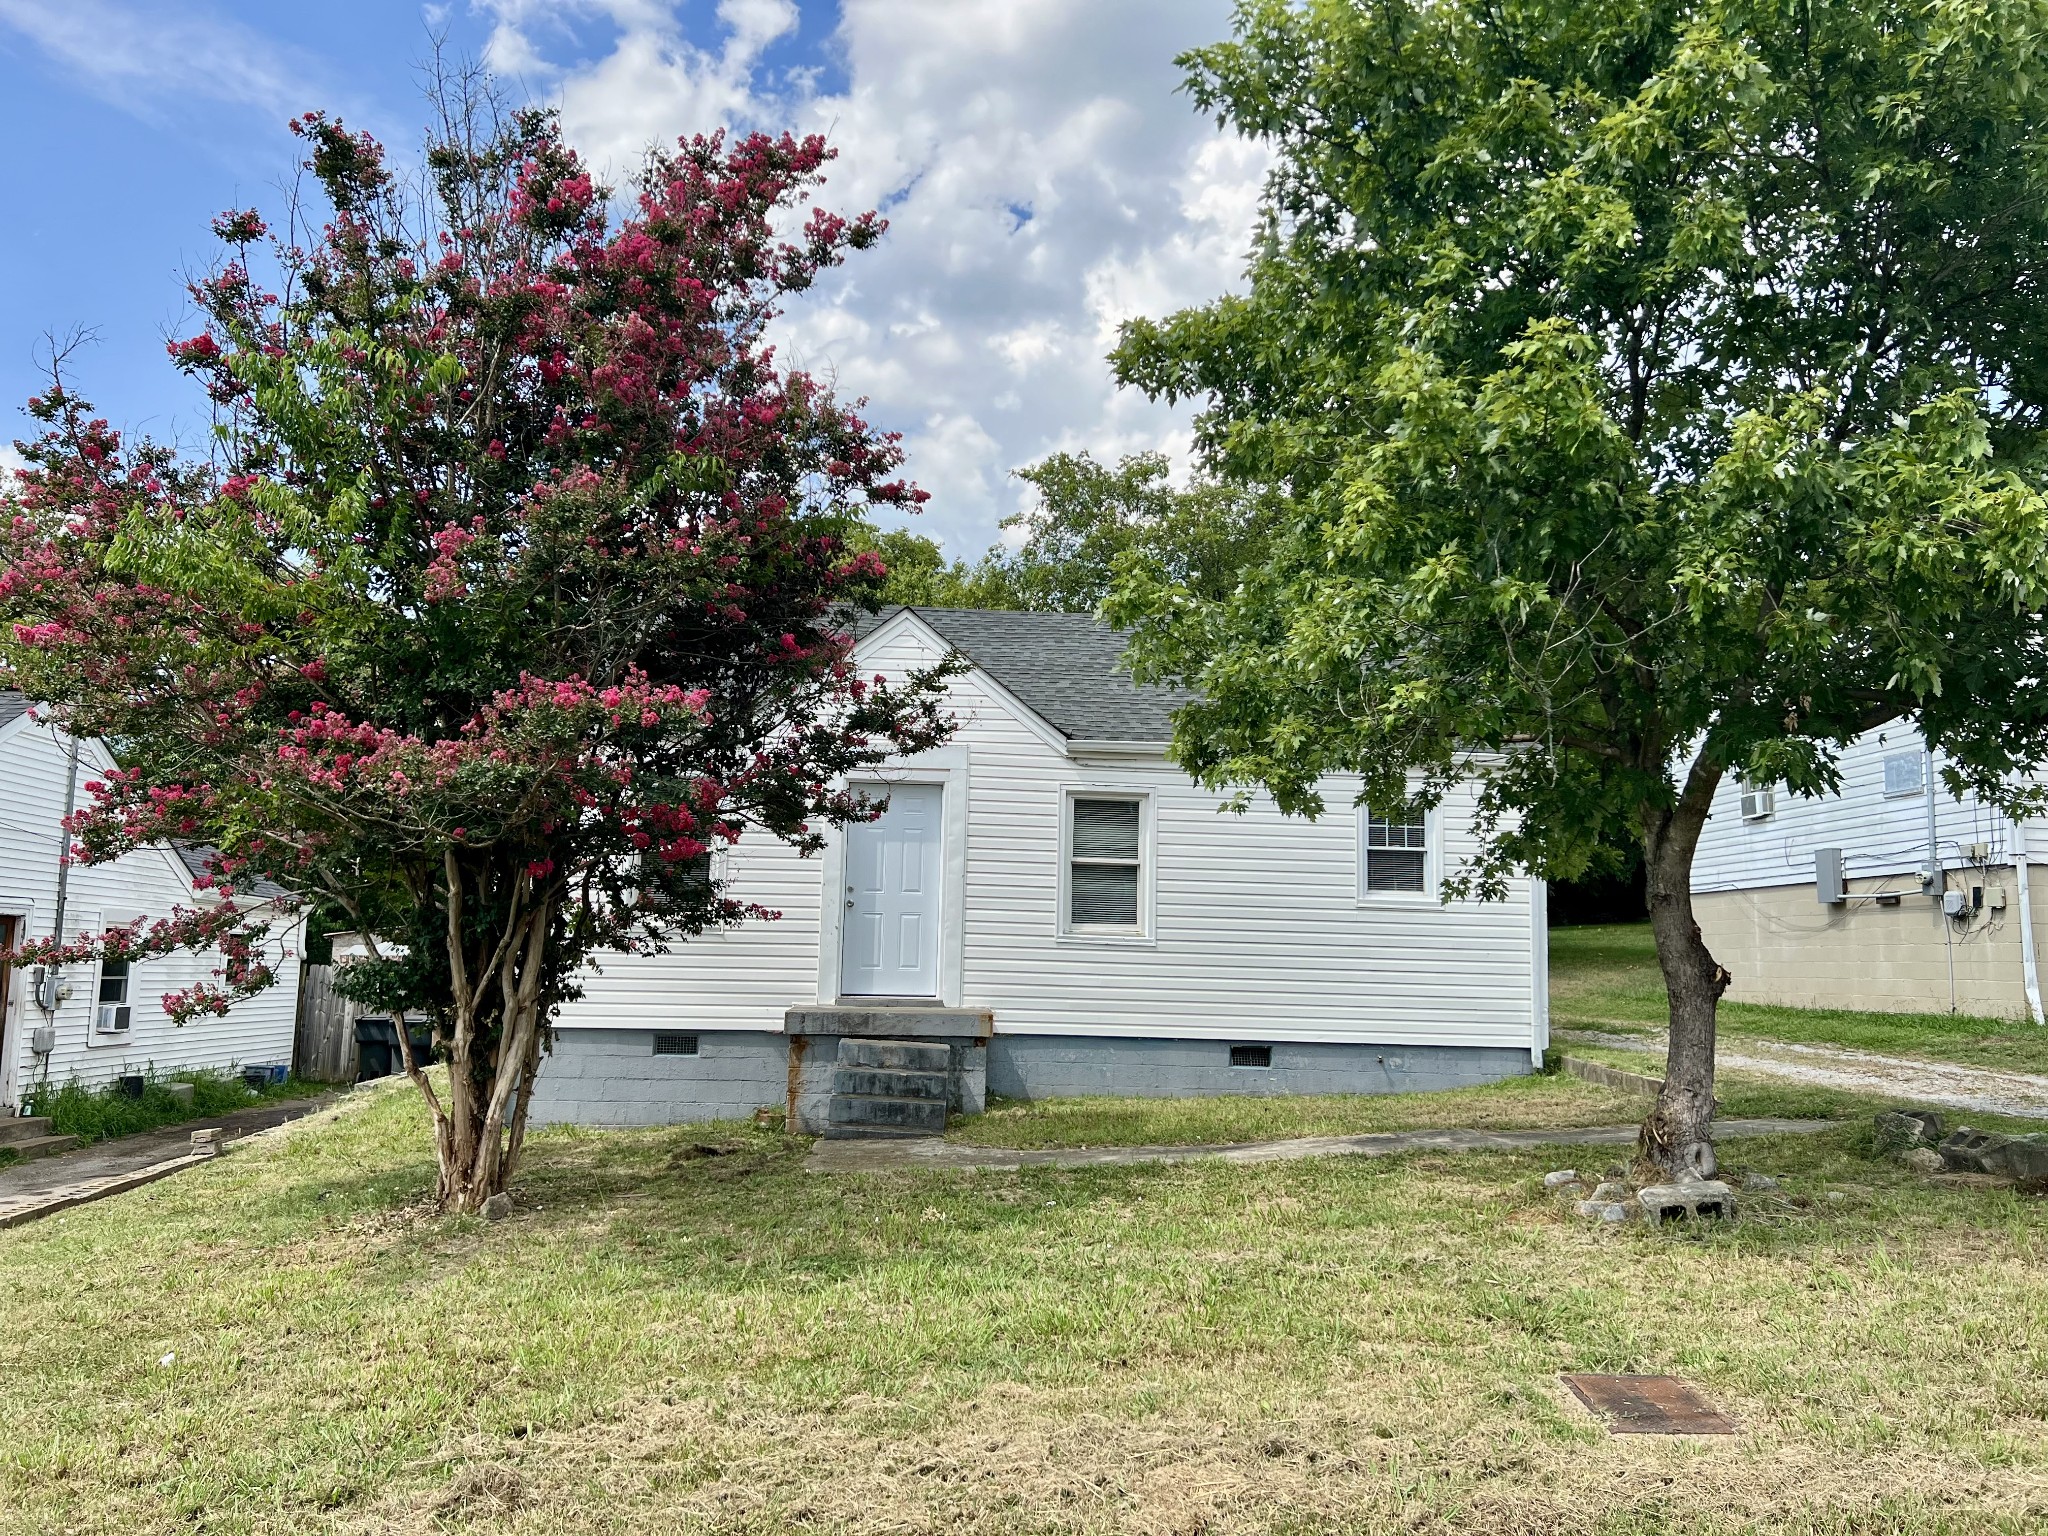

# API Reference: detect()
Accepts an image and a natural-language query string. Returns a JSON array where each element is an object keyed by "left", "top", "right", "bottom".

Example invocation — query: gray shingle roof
[
  {"left": 864, "top": 607, "right": 1188, "bottom": 744},
  {"left": 0, "top": 691, "right": 29, "bottom": 731},
  {"left": 173, "top": 845, "right": 293, "bottom": 904}
]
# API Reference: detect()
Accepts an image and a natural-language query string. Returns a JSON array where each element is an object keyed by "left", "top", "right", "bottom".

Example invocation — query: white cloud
[
  {"left": 483, "top": 0, "right": 1264, "bottom": 555},
  {"left": 0, "top": 0, "right": 322, "bottom": 119}
]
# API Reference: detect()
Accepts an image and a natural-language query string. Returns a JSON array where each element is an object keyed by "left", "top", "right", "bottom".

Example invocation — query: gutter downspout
[
  {"left": 1924, "top": 744, "right": 1941, "bottom": 919},
  {"left": 2016, "top": 819, "right": 2045, "bottom": 1027}
]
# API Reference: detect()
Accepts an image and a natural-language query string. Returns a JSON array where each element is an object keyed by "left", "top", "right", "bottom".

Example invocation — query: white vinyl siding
[
  {"left": 1691, "top": 722, "right": 2046, "bottom": 894},
  {"left": 0, "top": 715, "right": 301, "bottom": 1105},
  {"left": 554, "top": 612, "right": 1541, "bottom": 1051}
]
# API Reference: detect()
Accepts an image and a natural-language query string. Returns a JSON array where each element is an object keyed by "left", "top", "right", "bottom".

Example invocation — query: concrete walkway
[
  {"left": 806, "top": 1116, "right": 1837, "bottom": 1174},
  {"left": 0, "top": 1097, "right": 329, "bottom": 1227}
]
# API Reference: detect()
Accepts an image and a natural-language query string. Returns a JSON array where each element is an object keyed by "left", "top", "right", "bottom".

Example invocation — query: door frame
[{"left": 816, "top": 745, "right": 970, "bottom": 1007}]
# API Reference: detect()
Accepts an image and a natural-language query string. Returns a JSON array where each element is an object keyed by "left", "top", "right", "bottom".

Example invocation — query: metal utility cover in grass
[{"left": 1561, "top": 1374, "right": 1740, "bottom": 1434}]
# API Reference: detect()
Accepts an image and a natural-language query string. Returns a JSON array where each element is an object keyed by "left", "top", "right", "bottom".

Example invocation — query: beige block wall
[{"left": 1693, "top": 866, "right": 2045, "bottom": 1021}]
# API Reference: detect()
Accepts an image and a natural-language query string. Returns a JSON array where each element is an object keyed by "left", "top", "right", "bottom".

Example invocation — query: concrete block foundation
[
  {"left": 531, "top": 1027, "right": 1530, "bottom": 1130},
  {"left": 987, "top": 1035, "right": 1532, "bottom": 1102},
  {"left": 1694, "top": 864, "right": 2046, "bottom": 1020}
]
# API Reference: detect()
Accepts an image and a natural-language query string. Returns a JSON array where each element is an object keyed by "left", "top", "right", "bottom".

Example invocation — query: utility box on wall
[{"left": 1815, "top": 847, "right": 1846, "bottom": 906}]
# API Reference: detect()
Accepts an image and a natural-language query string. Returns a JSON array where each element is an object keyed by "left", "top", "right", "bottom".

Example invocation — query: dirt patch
[{"left": 1563, "top": 1031, "right": 2048, "bottom": 1120}]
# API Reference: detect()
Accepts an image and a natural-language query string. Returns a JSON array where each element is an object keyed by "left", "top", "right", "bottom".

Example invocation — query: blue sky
[{"left": 0, "top": 0, "right": 1260, "bottom": 554}]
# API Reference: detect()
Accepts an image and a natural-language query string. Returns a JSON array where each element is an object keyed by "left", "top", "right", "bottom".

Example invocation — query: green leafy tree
[
  {"left": 861, "top": 452, "right": 1271, "bottom": 612},
  {"left": 1109, "top": 0, "right": 2048, "bottom": 1177}
]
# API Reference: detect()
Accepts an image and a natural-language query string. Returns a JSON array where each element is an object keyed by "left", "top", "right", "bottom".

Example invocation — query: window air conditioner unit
[
  {"left": 1739, "top": 781, "right": 1775, "bottom": 821},
  {"left": 96, "top": 1004, "right": 132, "bottom": 1034}
]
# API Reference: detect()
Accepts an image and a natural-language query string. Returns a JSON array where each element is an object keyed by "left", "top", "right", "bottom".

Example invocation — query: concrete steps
[
  {"left": 0, "top": 1117, "right": 79, "bottom": 1162},
  {"left": 823, "top": 1039, "right": 950, "bottom": 1139}
]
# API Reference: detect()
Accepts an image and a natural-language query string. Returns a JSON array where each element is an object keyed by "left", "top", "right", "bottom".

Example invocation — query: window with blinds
[
  {"left": 1364, "top": 812, "right": 1429, "bottom": 893},
  {"left": 1068, "top": 796, "right": 1143, "bottom": 929}
]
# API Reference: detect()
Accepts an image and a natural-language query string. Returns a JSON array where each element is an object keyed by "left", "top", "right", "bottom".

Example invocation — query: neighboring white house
[
  {"left": 533, "top": 607, "right": 1548, "bottom": 1134},
  {"left": 1691, "top": 719, "right": 2046, "bottom": 1024},
  {"left": 0, "top": 694, "right": 303, "bottom": 1113}
]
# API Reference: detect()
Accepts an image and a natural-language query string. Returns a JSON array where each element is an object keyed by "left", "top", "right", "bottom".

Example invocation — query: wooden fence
[{"left": 294, "top": 963, "right": 362, "bottom": 1083}]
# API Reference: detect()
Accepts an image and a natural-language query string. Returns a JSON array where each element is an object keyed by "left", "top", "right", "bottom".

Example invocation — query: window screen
[
  {"left": 1364, "top": 813, "right": 1428, "bottom": 893},
  {"left": 1069, "top": 797, "right": 1142, "bottom": 927},
  {"left": 1883, "top": 752, "right": 1925, "bottom": 797}
]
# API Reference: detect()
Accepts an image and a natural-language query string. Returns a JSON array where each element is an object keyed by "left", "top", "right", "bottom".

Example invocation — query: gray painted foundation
[
  {"left": 531, "top": 1027, "right": 1529, "bottom": 1130},
  {"left": 527, "top": 1028, "right": 787, "bottom": 1128},
  {"left": 989, "top": 1035, "right": 1530, "bottom": 1102}
]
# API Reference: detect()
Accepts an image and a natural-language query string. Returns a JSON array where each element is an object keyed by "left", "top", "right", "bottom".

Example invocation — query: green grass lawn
[
  {"left": 5, "top": 1083, "right": 2048, "bottom": 1534},
  {"left": 1553, "top": 922, "right": 2048, "bottom": 1074}
]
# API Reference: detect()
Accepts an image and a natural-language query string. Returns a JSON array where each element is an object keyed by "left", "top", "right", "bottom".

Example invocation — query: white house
[
  {"left": 533, "top": 607, "right": 1548, "bottom": 1135},
  {"left": 1690, "top": 719, "right": 2046, "bottom": 1024},
  {"left": 0, "top": 694, "right": 303, "bottom": 1114}
]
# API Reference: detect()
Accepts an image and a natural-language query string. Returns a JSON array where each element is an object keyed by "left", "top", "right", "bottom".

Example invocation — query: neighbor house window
[
  {"left": 1883, "top": 752, "right": 1926, "bottom": 797},
  {"left": 1738, "top": 779, "right": 1776, "bottom": 821},
  {"left": 1065, "top": 795, "right": 1146, "bottom": 932},
  {"left": 1362, "top": 811, "right": 1430, "bottom": 894},
  {"left": 96, "top": 959, "right": 133, "bottom": 1034}
]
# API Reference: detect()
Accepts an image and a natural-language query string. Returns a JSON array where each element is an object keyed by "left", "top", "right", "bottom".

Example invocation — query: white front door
[{"left": 840, "top": 782, "right": 944, "bottom": 998}]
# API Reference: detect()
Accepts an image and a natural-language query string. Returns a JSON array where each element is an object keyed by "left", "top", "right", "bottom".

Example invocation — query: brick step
[
  {"left": 0, "top": 1116, "right": 57, "bottom": 1147},
  {"left": 0, "top": 1133, "right": 80, "bottom": 1162},
  {"left": 837, "top": 1038, "right": 949, "bottom": 1073},
  {"left": 831, "top": 1067, "right": 949, "bottom": 1102},
  {"left": 825, "top": 1093, "right": 946, "bottom": 1136}
]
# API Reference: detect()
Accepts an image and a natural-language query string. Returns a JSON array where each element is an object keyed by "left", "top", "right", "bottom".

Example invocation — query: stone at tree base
[
  {"left": 1590, "top": 1181, "right": 1630, "bottom": 1202},
  {"left": 1874, "top": 1111, "right": 1944, "bottom": 1155},
  {"left": 1575, "top": 1199, "right": 1631, "bottom": 1223},
  {"left": 1741, "top": 1173, "right": 1779, "bottom": 1191},
  {"left": 1543, "top": 1170, "right": 1581, "bottom": 1192},
  {"left": 480, "top": 1193, "right": 512, "bottom": 1222},
  {"left": 1603, "top": 1164, "right": 1628, "bottom": 1181},
  {"left": 1935, "top": 1127, "right": 2048, "bottom": 1179},
  {"left": 1901, "top": 1148, "right": 1945, "bottom": 1175},
  {"left": 1635, "top": 1179, "right": 1737, "bottom": 1226}
]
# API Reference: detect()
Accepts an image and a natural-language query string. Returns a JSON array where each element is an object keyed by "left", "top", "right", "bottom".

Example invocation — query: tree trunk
[
  {"left": 413, "top": 858, "right": 558, "bottom": 1214},
  {"left": 1639, "top": 762, "right": 1730, "bottom": 1181}
]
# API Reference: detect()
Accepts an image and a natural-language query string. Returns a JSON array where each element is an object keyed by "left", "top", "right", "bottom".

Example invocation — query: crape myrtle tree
[
  {"left": 0, "top": 98, "right": 954, "bottom": 1211},
  {"left": 1108, "top": 0, "right": 2048, "bottom": 1177}
]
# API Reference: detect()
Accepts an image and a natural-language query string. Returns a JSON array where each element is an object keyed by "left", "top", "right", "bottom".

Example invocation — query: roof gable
[{"left": 857, "top": 607, "right": 1187, "bottom": 745}]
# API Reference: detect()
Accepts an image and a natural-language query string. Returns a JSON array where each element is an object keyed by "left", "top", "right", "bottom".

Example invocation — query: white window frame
[
  {"left": 1738, "top": 778, "right": 1777, "bottom": 821},
  {"left": 94, "top": 956, "right": 134, "bottom": 1037},
  {"left": 1357, "top": 802, "right": 1440, "bottom": 903},
  {"left": 1057, "top": 787, "right": 1156, "bottom": 945},
  {"left": 1883, "top": 751, "right": 1926, "bottom": 798}
]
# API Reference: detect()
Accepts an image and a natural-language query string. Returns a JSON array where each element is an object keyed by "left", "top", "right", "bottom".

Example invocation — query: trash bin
[{"left": 354, "top": 1017, "right": 435, "bottom": 1081}]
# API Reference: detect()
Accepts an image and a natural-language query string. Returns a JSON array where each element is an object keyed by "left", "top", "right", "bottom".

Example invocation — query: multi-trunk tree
[
  {"left": 0, "top": 100, "right": 952, "bottom": 1211},
  {"left": 1109, "top": 0, "right": 2048, "bottom": 1176}
]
